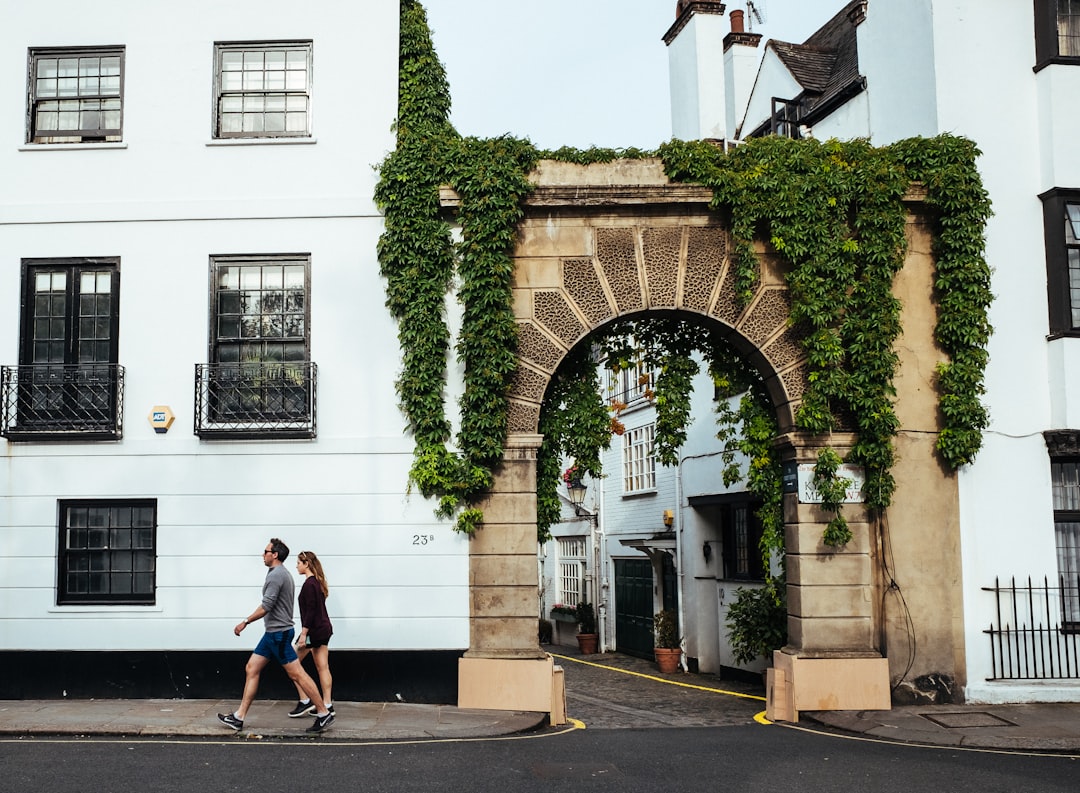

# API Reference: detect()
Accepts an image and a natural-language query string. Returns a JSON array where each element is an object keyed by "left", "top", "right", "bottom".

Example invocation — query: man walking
[{"left": 218, "top": 538, "right": 335, "bottom": 733}]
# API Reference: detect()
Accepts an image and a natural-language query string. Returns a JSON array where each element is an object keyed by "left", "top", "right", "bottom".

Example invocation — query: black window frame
[
  {"left": 1049, "top": 457, "right": 1080, "bottom": 631},
  {"left": 27, "top": 45, "right": 125, "bottom": 144},
  {"left": 212, "top": 40, "right": 313, "bottom": 139},
  {"left": 1040, "top": 188, "right": 1080, "bottom": 336},
  {"left": 57, "top": 498, "right": 157, "bottom": 605},
  {"left": 2, "top": 258, "right": 124, "bottom": 440},
  {"left": 1035, "top": 0, "right": 1080, "bottom": 70},
  {"left": 720, "top": 501, "right": 767, "bottom": 581}
]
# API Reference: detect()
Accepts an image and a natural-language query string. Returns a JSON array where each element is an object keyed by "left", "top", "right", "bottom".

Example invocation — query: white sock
[{"left": 299, "top": 698, "right": 311, "bottom": 704}]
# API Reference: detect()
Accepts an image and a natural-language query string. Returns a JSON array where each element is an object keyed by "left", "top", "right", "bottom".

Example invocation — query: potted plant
[
  {"left": 575, "top": 601, "right": 598, "bottom": 654},
  {"left": 653, "top": 609, "right": 681, "bottom": 673}
]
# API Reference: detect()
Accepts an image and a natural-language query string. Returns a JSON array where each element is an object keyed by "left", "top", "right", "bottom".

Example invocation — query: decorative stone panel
[
  {"left": 563, "top": 257, "right": 615, "bottom": 325},
  {"left": 762, "top": 324, "right": 809, "bottom": 372},
  {"left": 737, "top": 288, "right": 791, "bottom": 347},
  {"left": 516, "top": 322, "right": 564, "bottom": 373},
  {"left": 642, "top": 227, "right": 681, "bottom": 307},
  {"left": 780, "top": 363, "right": 810, "bottom": 402},
  {"left": 683, "top": 226, "right": 727, "bottom": 313},
  {"left": 534, "top": 290, "right": 586, "bottom": 346},
  {"left": 710, "top": 261, "right": 743, "bottom": 325},
  {"left": 595, "top": 227, "right": 644, "bottom": 313},
  {"left": 506, "top": 399, "right": 541, "bottom": 434},
  {"left": 508, "top": 364, "right": 549, "bottom": 403}
]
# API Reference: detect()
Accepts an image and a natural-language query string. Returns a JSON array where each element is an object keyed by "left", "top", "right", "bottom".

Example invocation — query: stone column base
[
  {"left": 458, "top": 654, "right": 566, "bottom": 724},
  {"left": 766, "top": 650, "right": 891, "bottom": 723}
]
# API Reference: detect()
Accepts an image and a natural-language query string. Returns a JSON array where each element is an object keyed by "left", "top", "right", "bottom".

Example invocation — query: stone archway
[{"left": 455, "top": 160, "right": 963, "bottom": 722}]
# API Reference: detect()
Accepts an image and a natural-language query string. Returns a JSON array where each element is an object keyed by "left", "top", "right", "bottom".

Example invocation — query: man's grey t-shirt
[{"left": 261, "top": 564, "right": 295, "bottom": 632}]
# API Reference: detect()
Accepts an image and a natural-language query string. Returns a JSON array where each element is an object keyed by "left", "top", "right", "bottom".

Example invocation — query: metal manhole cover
[{"left": 921, "top": 712, "right": 1017, "bottom": 729}]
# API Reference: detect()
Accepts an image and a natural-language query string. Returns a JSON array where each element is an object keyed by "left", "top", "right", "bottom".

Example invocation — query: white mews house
[
  {"left": 664, "top": 0, "right": 1080, "bottom": 702},
  {"left": 0, "top": 1, "right": 473, "bottom": 700}
]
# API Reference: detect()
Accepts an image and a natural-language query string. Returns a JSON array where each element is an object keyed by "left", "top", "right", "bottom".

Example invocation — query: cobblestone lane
[{"left": 551, "top": 645, "right": 768, "bottom": 730}]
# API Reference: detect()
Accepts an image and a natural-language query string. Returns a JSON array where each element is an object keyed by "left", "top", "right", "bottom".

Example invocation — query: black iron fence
[
  {"left": 983, "top": 576, "right": 1080, "bottom": 681},
  {"left": 0, "top": 364, "right": 125, "bottom": 440},
  {"left": 194, "top": 361, "right": 317, "bottom": 439}
]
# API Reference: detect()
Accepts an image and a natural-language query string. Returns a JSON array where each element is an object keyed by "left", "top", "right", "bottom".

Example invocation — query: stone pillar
[
  {"left": 458, "top": 433, "right": 563, "bottom": 716},
  {"left": 767, "top": 433, "right": 890, "bottom": 721}
]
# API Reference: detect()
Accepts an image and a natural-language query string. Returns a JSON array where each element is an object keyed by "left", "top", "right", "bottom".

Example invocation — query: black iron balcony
[
  {"left": 0, "top": 364, "right": 125, "bottom": 441},
  {"left": 194, "top": 361, "right": 317, "bottom": 439}
]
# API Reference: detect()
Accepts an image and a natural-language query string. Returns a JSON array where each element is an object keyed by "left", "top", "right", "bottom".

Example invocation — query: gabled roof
[{"left": 755, "top": 0, "right": 866, "bottom": 130}]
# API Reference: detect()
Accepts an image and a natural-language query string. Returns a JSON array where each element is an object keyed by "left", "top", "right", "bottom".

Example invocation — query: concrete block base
[
  {"left": 766, "top": 651, "right": 890, "bottom": 723},
  {"left": 458, "top": 655, "right": 561, "bottom": 716}
]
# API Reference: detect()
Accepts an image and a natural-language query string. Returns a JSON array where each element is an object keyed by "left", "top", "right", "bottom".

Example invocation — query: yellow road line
[{"left": 551, "top": 653, "right": 767, "bottom": 702}]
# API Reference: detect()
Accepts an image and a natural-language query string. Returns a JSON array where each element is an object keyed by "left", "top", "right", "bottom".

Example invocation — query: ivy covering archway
[{"left": 376, "top": 2, "right": 992, "bottom": 555}]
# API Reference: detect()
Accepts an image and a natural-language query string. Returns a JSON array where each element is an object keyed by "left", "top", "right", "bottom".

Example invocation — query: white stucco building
[{"left": 0, "top": 1, "right": 473, "bottom": 699}]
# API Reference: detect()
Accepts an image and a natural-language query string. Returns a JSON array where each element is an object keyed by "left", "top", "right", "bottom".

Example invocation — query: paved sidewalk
[
  {"left": 0, "top": 699, "right": 546, "bottom": 741},
  {"left": 3, "top": 649, "right": 1080, "bottom": 752}
]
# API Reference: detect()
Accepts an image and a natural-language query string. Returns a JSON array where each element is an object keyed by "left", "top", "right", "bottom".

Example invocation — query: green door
[{"left": 614, "top": 558, "right": 654, "bottom": 658}]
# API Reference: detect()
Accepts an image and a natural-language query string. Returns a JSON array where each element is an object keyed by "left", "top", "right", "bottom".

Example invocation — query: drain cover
[{"left": 921, "top": 712, "right": 1017, "bottom": 729}]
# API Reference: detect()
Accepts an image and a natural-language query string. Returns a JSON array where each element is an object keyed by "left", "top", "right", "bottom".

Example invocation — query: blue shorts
[{"left": 253, "top": 629, "right": 298, "bottom": 665}]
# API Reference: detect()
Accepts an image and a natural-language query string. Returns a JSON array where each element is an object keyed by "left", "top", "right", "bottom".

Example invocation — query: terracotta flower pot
[
  {"left": 576, "top": 633, "right": 599, "bottom": 654},
  {"left": 654, "top": 647, "right": 681, "bottom": 673}
]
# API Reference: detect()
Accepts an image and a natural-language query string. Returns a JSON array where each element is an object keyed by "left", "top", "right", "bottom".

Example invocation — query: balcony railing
[
  {"left": 194, "top": 361, "right": 317, "bottom": 439},
  {"left": 0, "top": 364, "right": 125, "bottom": 440},
  {"left": 983, "top": 575, "right": 1080, "bottom": 681}
]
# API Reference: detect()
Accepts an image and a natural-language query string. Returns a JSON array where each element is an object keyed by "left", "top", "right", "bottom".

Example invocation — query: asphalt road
[{"left": 2, "top": 725, "right": 1077, "bottom": 793}]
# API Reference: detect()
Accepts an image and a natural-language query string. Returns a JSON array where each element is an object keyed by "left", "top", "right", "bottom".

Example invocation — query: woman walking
[{"left": 288, "top": 550, "right": 334, "bottom": 717}]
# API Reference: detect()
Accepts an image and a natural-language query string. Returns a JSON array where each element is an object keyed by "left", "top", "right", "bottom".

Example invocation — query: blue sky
[{"left": 424, "top": 0, "right": 849, "bottom": 150}]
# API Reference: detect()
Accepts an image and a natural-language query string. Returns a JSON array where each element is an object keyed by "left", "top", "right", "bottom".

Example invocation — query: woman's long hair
[{"left": 298, "top": 551, "right": 329, "bottom": 599}]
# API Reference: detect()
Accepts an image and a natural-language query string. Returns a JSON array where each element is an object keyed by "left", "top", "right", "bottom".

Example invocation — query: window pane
[{"left": 59, "top": 501, "right": 155, "bottom": 604}]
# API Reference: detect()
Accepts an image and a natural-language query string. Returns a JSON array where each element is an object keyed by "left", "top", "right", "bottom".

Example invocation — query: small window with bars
[
  {"left": 558, "top": 537, "right": 586, "bottom": 607},
  {"left": 622, "top": 423, "right": 656, "bottom": 493},
  {"left": 28, "top": 47, "right": 124, "bottom": 143},
  {"left": 214, "top": 41, "right": 312, "bottom": 138}
]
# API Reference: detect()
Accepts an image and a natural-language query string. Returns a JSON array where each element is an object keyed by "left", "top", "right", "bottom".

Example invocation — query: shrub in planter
[
  {"left": 575, "top": 602, "right": 596, "bottom": 634},
  {"left": 725, "top": 584, "right": 787, "bottom": 665}
]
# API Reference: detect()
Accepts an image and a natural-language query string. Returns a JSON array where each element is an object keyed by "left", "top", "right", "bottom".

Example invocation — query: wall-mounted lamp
[
  {"left": 702, "top": 541, "right": 712, "bottom": 563},
  {"left": 662, "top": 509, "right": 674, "bottom": 528},
  {"left": 1068, "top": 202, "right": 1080, "bottom": 240}
]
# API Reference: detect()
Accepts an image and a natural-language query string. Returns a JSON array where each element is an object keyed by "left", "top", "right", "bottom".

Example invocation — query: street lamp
[{"left": 567, "top": 479, "right": 588, "bottom": 515}]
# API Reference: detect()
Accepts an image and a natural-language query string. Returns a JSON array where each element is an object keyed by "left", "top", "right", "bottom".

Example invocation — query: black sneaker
[
  {"left": 306, "top": 711, "right": 335, "bottom": 733},
  {"left": 217, "top": 713, "right": 243, "bottom": 731},
  {"left": 328, "top": 704, "right": 335, "bottom": 716},
  {"left": 287, "top": 700, "right": 315, "bottom": 718}
]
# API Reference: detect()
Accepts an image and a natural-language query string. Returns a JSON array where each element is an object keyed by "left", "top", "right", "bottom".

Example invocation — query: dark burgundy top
[{"left": 298, "top": 575, "right": 333, "bottom": 645}]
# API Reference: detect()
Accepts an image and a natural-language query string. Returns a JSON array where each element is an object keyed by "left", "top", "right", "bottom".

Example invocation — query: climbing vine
[{"left": 379, "top": 1, "right": 993, "bottom": 544}]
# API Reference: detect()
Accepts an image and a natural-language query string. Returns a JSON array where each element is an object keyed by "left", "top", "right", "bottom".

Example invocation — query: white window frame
[
  {"left": 622, "top": 423, "right": 657, "bottom": 493},
  {"left": 557, "top": 537, "right": 587, "bottom": 607}
]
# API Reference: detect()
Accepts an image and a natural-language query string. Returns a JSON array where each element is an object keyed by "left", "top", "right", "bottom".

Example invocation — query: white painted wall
[{"left": 0, "top": 1, "right": 473, "bottom": 653}]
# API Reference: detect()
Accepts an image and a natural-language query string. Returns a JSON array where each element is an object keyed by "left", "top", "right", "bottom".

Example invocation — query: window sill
[
  {"left": 206, "top": 137, "right": 317, "bottom": 147},
  {"left": 622, "top": 488, "right": 658, "bottom": 499},
  {"left": 19, "top": 142, "right": 127, "bottom": 152}
]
